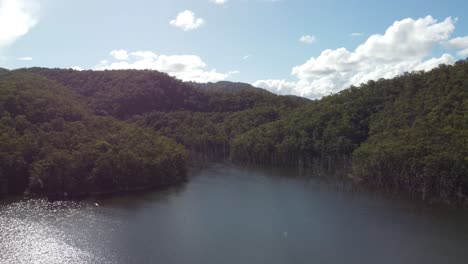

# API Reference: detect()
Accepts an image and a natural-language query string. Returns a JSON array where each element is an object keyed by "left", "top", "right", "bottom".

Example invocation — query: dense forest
[
  {"left": 231, "top": 60, "right": 468, "bottom": 204},
  {"left": 0, "top": 71, "right": 187, "bottom": 198},
  {"left": 0, "top": 60, "right": 467, "bottom": 204},
  {"left": 22, "top": 68, "right": 307, "bottom": 160},
  {"left": 23, "top": 68, "right": 305, "bottom": 117}
]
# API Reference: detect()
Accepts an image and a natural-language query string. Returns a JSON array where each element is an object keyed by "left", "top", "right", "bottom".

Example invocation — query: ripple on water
[{"left": 0, "top": 199, "right": 119, "bottom": 264}]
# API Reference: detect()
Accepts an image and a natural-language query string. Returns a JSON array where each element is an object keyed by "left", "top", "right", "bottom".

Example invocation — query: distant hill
[
  {"left": 22, "top": 68, "right": 307, "bottom": 117},
  {"left": 190, "top": 81, "right": 268, "bottom": 92},
  {"left": 192, "top": 81, "right": 312, "bottom": 103}
]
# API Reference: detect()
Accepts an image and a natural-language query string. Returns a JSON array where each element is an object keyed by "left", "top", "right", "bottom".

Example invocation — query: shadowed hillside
[{"left": 0, "top": 71, "right": 187, "bottom": 198}]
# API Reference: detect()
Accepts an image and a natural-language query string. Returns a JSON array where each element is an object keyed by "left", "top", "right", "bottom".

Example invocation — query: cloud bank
[
  {"left": 255, "top": 16, "right": 466, "bottom": 99},
  {"left": 94, "top": 50, "right": 237, "bottom": 83}
]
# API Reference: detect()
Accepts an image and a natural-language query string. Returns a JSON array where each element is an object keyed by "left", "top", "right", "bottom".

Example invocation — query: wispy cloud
[
  {"left": 17, "top": 56, "right": 32, "bottom": 61},
  {"left": 299, "top": 35, "right": 316, "bottom": 44},
  {"left": 445, "top": 36, "right": 468, "bottom": 56},
  {"left": 211, "top": 0, "right": 228, "bottom": 5},
  {"left": 350, "top": 32, "right": 364, "bottom": 37}
]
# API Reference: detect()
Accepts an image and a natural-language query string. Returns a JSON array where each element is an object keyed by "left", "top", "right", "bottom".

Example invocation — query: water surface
[{"left": 2, "top": 163, "right": 468, "bottom": 264}]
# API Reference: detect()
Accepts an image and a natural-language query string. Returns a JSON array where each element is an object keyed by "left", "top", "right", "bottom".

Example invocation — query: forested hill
[
  {"left": 232, "top": 60, "right": 468, "bottom": 204},
  {"left": 189, "top": 81, "right": 311, "bottom": 104},
  {"left": 189, "top": 81, "right": 266, "bottom": 91},
  {"left": 19, "top": 68, "right": 308, "bottom": 161},
  {"left": 1, "top": 60, "right": 467, "bottom": 204},
  {"left": 22, "top": 68, "right": 306, "bottom": 117},
  {"left": 0, "top": 71, "right": 187, "bottom": 198}
]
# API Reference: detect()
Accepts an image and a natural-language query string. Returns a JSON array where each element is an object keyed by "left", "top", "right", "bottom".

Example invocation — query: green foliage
[
  {"left": 231, "top": 61, "right": 468, "bottom": 203},
  {"left": 0, "top": 72, "right": 187, "bottom": 197},
  {"left": 22, "top": 68, "right": 306, "bottom": 117},
  {"left": 351, "top": 63, "right": 468, "bottom": 202},
  {"left": 131, "top": 106, "right": 287, "bottom": 161}
]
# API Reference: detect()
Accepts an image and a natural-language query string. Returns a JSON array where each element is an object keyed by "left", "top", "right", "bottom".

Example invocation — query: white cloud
[
  {"left": 211, "top": 0, "right": 227, "bottom": 5},
  {"left": 354, "top": 16, "right": 454, "bottom": 61},
  {"left": 253, "top": 79, "right": 297, "bottom": 95},
  {"left": 170, "top": 10, "right": 205, "bottom": 31},
  {"left": 92, "top": 50, "right": 236, "bottom": 83},
  {"left": 71, "top": 66, "right": 83, "bottom": 71},
  {"left": 256, "top": 16, "right": 460, "bottom": 99},
  {"left": 350, "top": 32, "right": 364, "bottom": 37},
  {"left": 414, "top": 53, "right": 455, "bottom": 71},
  {"left": 446, "top": 36, "right": 468, "bottom": 49},
  {"left": 459, "top": 49, "right": 468, "bottom": 57},
  {"left": 110, "top": 49, "right": 129, "bottom": 60},
  {"left": 446, "top": 36, "right": 468, "bottom": 57},
  {"left": 299, "top": 35, "right": 316, "bottom": 44},
  {"left": 17, "top": 56, "right": 32, "bottom": 61},
  {"left": 243, "top": 54, "right": 251, "bottom": 60},
  {"left": 0, "top": 0, "right": 40, "bottom": 51}
]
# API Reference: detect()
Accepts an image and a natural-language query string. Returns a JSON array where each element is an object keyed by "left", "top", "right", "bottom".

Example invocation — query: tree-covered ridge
[
  {"left": 0, "top": 72, "right": 187, "bottom": 198},
  {"left": 231, "top": 60, "right": 468, "bottom": 203},
  {"left": 19, "top": 68, "right": 307, "bottom": 163},
  {"left": 22, "top": 68, "right": 201, "bottom": 118},
  {"left": 22, "top": 68, "right": 307, "bottom": 117},
  {"left": 353, "top": 62, "right": 467, "bottom": 201},
  {"left": 189, "top": 81, "right": 267, "bottom": 91}
]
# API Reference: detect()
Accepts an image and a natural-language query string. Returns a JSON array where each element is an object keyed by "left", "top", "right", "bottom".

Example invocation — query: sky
[{"left": 1, "top": 0, "right": 468, "bottom": 99}]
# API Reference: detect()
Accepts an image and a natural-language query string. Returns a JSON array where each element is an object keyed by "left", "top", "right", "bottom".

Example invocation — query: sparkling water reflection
[
  {"left": 0, "top": 200, "right": 118, "bottom": 264},
  {"left": 1, "top": 164, "right": 468, "bottom": 264}
]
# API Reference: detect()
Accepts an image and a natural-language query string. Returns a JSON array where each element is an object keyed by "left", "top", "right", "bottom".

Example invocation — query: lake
[{"left": 1, "top": 163, "right": 468, "bottom": 264}]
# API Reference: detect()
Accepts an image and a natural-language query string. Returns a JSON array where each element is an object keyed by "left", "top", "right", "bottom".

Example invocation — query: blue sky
[{"left": 1, "top": 0, "right": 468, "bottom": 98}]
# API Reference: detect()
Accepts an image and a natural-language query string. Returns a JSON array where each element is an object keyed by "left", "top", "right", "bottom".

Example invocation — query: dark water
[{"left": 2, "top": 163, "right": 468, "bottom": 264}]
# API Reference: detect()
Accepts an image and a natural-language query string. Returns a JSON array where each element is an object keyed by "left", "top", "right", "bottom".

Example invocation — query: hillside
[
  {"left": 22, "top": 68, "right": 306, "bottom": 117},
  {"left": 231, "top": 60, "right": 468, "bottom": 203},
  {"left": 0, "top": 71, "right": 187, "bottom": 198},
  {"left": 20, "top": 68, "right": 307, "bottom": 159}
]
